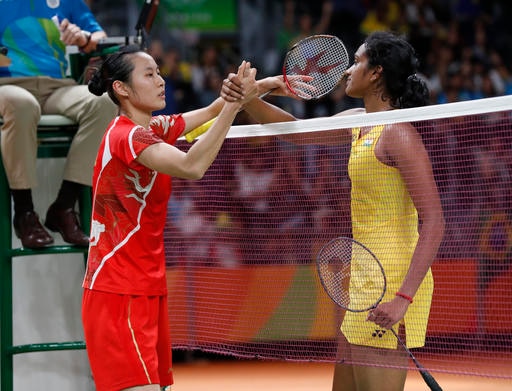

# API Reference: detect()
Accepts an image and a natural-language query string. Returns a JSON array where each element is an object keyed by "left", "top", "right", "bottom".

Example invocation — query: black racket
[
  {"left": 316, "top": 237, "right": 443, "bottom": 391},
  {"left": 185, "top": 34, "right": 349, "bottom": 142}
]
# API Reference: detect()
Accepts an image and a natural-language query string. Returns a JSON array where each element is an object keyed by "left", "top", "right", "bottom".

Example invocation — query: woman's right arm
[
  {"left": 137, "top": 61, "right": 257, "bottom": 179},
  {"left": 223, "top": 75, "right": 361, "bottom": 145},
  {"left": 138, "top": 102, "right": 242, "bottom": 179}
]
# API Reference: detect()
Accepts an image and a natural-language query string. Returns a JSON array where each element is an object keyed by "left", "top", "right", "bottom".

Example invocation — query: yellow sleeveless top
[{"left": 341, "top": 125, "right": 433, "bottom": 349}]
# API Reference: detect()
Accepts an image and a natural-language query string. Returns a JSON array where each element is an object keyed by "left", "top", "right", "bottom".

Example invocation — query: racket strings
[
  {"left": 317, "top": 238, "right": 386, "bottom": 312},
  {"left": 317, "top": 240, "right": 352, "bottom": 308},
  {"left": 284, "top": 35, "right": 349, "bottom": 100}
]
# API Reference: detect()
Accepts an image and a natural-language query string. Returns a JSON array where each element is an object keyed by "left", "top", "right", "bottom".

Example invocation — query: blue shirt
[{"left": 0, "top": 0, "right": 103, "bottom": 78}]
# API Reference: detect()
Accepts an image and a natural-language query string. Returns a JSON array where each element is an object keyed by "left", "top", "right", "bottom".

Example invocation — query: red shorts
[{"left": 82, "top": 289, "right": 173, "bottom": 391}]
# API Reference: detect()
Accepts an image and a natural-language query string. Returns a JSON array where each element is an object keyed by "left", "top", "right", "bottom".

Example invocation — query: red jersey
[{"left": 83, "top": 115, "right": 185, "bottom": 295}]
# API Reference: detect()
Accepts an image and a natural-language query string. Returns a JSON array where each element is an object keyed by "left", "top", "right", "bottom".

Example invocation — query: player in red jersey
[{"left": 82, "top": 45, "right": 257, "bottom": 391}]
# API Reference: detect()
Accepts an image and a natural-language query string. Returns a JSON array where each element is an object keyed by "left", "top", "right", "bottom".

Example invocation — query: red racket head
[{"left": 282, "top": 34, "right": 349, "bottom": 100}]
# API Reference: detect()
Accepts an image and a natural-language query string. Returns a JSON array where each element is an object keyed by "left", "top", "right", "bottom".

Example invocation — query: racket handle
[
  {"left": 185, "top": 117, "right": 216, "bottom": 142},
  {"left": 419, "top": 368, "right": 443, "bottom": 391},
  {"left": 390, "top": 329, "right": 443, "bottom": 391}
]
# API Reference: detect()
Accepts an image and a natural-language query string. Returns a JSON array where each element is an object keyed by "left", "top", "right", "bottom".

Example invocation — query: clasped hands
[{"left": 221, "top": 70, "right": 313, "bottom": 103}]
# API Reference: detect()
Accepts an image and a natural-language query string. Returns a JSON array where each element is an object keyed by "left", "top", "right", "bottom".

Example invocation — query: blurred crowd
[
  {"left": 164, "top": 135, "right": 353, "bottom": 267},
  {"left": 141, "top": 0, "right": 512, "bottom": 268},
  {"left": 145, "top": 0, "right": 512, "bottom": 120},
  {"left": 163, "top": 112, "right": 512, "bottom": 270}
]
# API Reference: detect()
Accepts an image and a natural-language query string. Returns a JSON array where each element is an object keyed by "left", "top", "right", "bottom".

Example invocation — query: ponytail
[{"left": 399, "top": 74, "right": 430, "bottom": 109}]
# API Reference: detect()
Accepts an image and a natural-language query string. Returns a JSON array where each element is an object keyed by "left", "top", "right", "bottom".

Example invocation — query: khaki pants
[{"left": 0, "top": 76, "right": 117, "bottom": 189}]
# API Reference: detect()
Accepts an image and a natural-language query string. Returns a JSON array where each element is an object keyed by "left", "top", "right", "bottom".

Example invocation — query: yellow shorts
[{"left": 341, "top": 270, "right": 434, "bottom": 349}]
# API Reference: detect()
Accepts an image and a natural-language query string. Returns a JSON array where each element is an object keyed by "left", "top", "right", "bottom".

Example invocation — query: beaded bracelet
[{"left": 395, "top": 292, "right": 413, "bottom": 303}]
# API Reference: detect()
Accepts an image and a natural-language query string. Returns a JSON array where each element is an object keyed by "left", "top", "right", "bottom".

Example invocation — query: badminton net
[{"left": 164, "top": 95, "right": 512, "bottom": 379}]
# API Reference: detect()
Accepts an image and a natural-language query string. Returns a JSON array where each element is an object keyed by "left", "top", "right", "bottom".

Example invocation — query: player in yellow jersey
[{"left": 223, "top": 31, "right": 445, "bottom": 391}]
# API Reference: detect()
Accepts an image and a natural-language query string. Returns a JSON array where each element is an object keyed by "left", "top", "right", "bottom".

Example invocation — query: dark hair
[
  {"left": 88, "top": 45, "right": 142, "bottom": 105},
  {"left": 364, "top": 31, "right": 429, "bottom": 109}
]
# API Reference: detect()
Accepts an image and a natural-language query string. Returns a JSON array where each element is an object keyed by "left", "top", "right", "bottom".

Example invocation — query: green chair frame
[{"left": 0, "top": 114, "right": 91, "bottom": 391}]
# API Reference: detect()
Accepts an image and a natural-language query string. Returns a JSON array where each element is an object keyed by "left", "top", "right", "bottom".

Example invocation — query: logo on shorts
[{"left": 372, "top": 329, "right": 387, "bottom": 338}]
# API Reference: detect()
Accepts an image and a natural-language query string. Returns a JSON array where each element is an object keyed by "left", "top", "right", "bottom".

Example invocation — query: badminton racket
[
  {"left": 316, "top": 237, "right": 443, "bottom": 391},
  {"left": 185, "top": 34, "right": 349, "bottom": 142},
  {"left": 282, "top": 33, "right": 349, "bottom": 100}
]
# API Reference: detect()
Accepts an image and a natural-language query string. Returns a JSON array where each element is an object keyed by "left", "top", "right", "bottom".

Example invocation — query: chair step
[{"left": 9, "top": 341, "right": 86, "bottom": 355}]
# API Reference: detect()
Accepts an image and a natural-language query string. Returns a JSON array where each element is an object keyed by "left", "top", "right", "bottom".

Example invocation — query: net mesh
[{"left": 165, "top": 95, "right": 512, "bottom": 379}]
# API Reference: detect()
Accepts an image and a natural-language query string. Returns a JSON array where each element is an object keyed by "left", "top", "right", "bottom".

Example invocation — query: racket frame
[
  {"left": 316, "top": 236, "right": 443, "bottom": 391},
  {"left": 186, "top": 34, "right": 350, "bottom": 142},
  {"left": 316, "top": 236, "right": 386, "bottom": 312},
  {"left": 282, "top": 34, "right": 349, "bottom": 100}
]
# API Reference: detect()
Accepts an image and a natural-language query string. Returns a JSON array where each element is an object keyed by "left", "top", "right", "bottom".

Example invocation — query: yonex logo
[{"left": 372, "top": 329, "right": 386, "bottom": 338}]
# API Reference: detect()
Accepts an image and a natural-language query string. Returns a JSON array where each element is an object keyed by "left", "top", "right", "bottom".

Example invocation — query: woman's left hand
[{"left": 366, "top": 297, "right": 410, "bottom": 329}]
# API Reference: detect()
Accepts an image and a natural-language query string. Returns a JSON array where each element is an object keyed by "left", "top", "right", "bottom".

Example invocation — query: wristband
[{"left": 395, "top": 292, "right": 413, "bottom": 303}]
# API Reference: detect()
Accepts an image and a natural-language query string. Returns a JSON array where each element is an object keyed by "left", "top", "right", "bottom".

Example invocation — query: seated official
[{"left": 0, "top": 0, "right": 118, "bottom": 248}]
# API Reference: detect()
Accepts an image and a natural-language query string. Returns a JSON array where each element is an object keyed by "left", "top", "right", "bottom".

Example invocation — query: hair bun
[
  {"left": 401, "top": 73, "right": 429, "bottom": 108},
  {"left": 88, "top": 72, "right": 106, "bottom": 96},
  {"left": 407, "top": 74, "right": 418, "bottom": 82}
]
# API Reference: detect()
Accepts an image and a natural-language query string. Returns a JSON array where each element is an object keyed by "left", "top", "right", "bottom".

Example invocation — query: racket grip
[
  {"left": 185, "top": 117, "right": 216, "bottom": 142},
  {"left": 419, "top": 369, "right": 443, "bottom": 391}
]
